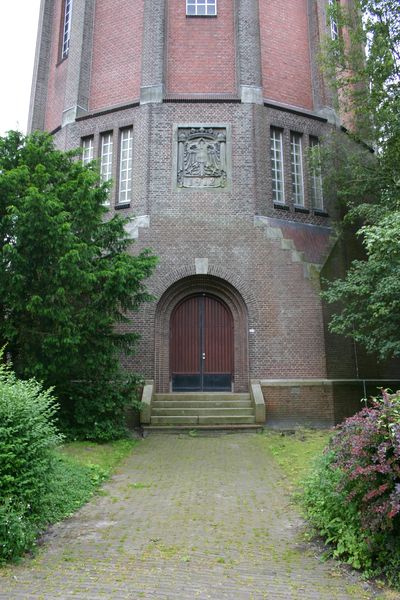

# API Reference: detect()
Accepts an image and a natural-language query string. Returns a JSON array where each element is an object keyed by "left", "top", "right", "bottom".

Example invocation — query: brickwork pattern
[
  {"left": 259, "top": 0, "right": 314, "bottom": 110},
  {"left": 89, "top": 0, "right": 143, "bottom": 111},
  {"left": 236, "top": 0, "right": 263, "bottom": 88},
  {"left": 262, "top": 384, "right": 335, "bottom": 427},
  {"left": 141, "top": 0, "right": 166, "bottom": 90},
  {"left": 166, "top": 0, "right": 236, "bottom": 94},
  {"left": 59, "top": 102, "right": 334, "bottom": 397},
  {"left": 28, "top": 0, "right": 55, "bottom": 132},
  {"left": 44, "top": 0, "right": 67, "bottom": 132},
  {"left": 0, "top": 435, "right": 385, "bottom": 599}
]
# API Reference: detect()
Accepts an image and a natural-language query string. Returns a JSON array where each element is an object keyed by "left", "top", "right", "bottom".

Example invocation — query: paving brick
[{"left": 0, "top": 435, "right": 390, "bottom": 599}]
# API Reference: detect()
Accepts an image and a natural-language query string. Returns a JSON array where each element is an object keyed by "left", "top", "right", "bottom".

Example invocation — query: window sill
[
  {"left": 313, "top": 209, "right": 329, "bottom": 217},
  {"left": 115, "top": 203, "right": 131, "bottom": 210},
  {"left": 294, "top": 206, "right": 309, "bottom": 214},
  {"left": 274, "top": 203, "right": 289, "bottom": 211},
  {"left": 186, "top": 14, "right": 217, "bottom": 18},
  {"left": 56, "top": 55, "right": 69, "bottom": 67}
]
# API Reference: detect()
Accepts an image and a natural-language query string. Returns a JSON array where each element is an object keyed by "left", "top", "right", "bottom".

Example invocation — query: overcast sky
[{"left": 0, "top": 1, "right": 41, "bottom": 136}]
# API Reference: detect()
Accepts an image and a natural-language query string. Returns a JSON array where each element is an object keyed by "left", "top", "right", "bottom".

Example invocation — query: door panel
[
  {"left": 203, "top": 295, "right": 233, "bottom": 375},
  {"left": 170, "top": 294, "right": 233, "bottom": 392}
]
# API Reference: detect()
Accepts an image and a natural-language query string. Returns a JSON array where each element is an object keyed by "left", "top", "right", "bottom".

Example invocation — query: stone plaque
[{"left": 177, "top": 127, "right": 227, "bottom": 189}]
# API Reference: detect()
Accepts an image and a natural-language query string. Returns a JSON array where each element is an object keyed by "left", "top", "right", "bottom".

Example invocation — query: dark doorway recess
[{"left": 170, "top": 294, "right": 234, "bottom": 391}]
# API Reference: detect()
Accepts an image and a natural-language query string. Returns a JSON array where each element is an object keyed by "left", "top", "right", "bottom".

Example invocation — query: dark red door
[{"left": 170, "top": 294, "right": 233, "bottom": 391}]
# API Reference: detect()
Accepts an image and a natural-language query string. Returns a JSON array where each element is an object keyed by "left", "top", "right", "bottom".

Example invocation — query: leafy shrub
[
  {"left": 0, "top": 131, "right": 157, "bottom": 441},
  {"left": 0, "top": 360, "right": 63, "bottom": 561},
  {"left": 60, "top": 373, "right": 143, "bottom": 441},
  {"left": 303, "top": 390, "right": 400, "bottom": 587},
  {"left": 41, "top": 455, "right": 107, "bottom": 524},
  {"left": 0, "top": 500, "right": 37, "bottom": 563},
  {"left": 0, "top": 361, "right": 63, "bottom": 515}
]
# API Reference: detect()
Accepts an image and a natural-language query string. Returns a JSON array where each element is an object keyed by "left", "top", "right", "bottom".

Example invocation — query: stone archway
[{"left": 154, "top": 275, "right": 249, "bottom": 393}]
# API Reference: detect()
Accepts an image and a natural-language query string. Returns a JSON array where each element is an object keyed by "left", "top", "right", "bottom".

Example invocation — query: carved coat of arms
[{"left": 177, "top": 127, "right": 227, "bottom": 188}]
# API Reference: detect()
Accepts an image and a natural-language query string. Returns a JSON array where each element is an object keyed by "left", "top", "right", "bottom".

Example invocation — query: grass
[
  {"left": 57, "top": 438, "right": 137, "bottom": 473},
  {"left": 0, "top": 438, "right": 137, "bottom": 564},
  {"left": 44, "top": 439, "right": 138, "bottom": 523},
  {"left": 260, "top": 428, "right": 332, "bottom": 489}
]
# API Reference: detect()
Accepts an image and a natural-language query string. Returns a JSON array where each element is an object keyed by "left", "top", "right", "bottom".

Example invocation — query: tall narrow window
[
  {"left": 270, "top": 128, "right": 285, "bottom": 204},
  {"left": 309, "top": 137, "right": 324, "bottom": 210},
  {"left": 61, "top": 0, "right": 73, "bottom": 59},
  {"left": 328, "top": 0, "right": 339, "bottom": 40},
  {"left": 290, "top": 133, "right": 305, "bottom": 207},
  {"left": 100, "top": 132, "right": 113, "bottom": 203},
  {"left": 118, "top": 128, "right": 133, "bottom": 205},
  {"left": 186, "top": 0, "right": 217, "bottom": 16},
  {"left": 81, "top": 137, "right": 94, "bottom": 166}
]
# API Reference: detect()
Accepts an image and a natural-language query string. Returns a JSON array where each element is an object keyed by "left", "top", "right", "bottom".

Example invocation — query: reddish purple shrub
[{"left": 329, "top": 390, "right": 400, "bottom": 534}]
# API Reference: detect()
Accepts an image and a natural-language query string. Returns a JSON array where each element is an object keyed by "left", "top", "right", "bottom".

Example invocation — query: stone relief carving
[{"left": 177, "top": 127, "right": 227, "bottom": 188}]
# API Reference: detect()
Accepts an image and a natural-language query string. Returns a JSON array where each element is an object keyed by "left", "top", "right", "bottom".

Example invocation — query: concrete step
[
  {"left": 144, "top": 424, "right": 263, "bottom": 433},
  {"left": 154, "top": 393, "right": 250, "bottom": 403},
  {"left": 152, "top": 407, "right": 253, "bottom": 417},
  {"left": 152, "top": 400, "right": 252, "bottom": 409},
  {"left": 150, "top": 415, "right": 256, "bottom": 426}
]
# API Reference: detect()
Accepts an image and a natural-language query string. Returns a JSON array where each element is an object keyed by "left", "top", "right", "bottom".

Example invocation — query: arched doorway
[{"left": 170, "top": 294, "right": 234, "bottom": 391}]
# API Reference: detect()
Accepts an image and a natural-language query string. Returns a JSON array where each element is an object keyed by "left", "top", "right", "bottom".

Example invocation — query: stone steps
[
  {"left": 153, "top": 407, "right": 253, "bottom": 417},
  {"left": 154, "top": 392, "right": 250, "bottom": 402},
  {"left": 151, "top": 415, "right": 256, "bottom": 426},
  {"left": 153, "top": 400, "right": 252, "bottom": 409},
  {"left": 150, "top": 392, "right": 256, "bottom": 427}
]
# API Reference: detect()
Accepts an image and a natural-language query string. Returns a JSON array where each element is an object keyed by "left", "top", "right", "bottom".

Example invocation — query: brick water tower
[{"left": 29, "top": 0, "right": 397, "bottom": 428}]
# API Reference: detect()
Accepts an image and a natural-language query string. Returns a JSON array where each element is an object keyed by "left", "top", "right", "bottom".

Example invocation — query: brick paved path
[{"left": 0, "top": 434, "right": 393, "bottom": 599}]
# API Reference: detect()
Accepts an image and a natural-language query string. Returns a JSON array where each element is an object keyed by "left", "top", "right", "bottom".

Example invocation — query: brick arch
[
  {"left": 151, "top": 264, "right": 259, "bottom": 324},
  {"left": 154, "top": 275, "right": 249, "bottom": 393}
]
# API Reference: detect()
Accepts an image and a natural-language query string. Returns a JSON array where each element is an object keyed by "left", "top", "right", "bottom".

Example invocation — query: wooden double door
[{"left": 170, "top": 294, "right": 234, "bottom": 392}]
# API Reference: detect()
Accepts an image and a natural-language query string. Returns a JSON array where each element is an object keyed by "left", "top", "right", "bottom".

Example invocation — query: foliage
[
  {"left": 57, "top": 438, "right": 137, "bottom": 472},
  {"left": 319, "top": 0, "right": 400, "bottom": 360},
  {"left": 0, "top": 500, "right": 38, "bottom": 564},
  {"left": 302, "top": 391, "right": 400, "bottom": 586},
  {"left": 0, "top": 131, "right": 157, "bottom": 439},
  {"left": 261, "top": 429, "right": 332, "bottom": 490},
  {"left": 0, "top": 359, "right": 62, "bottom": 562},
  {"left": 0, "top": 363, "right": 136, "bottom": 564},
  {"left": 0, "top": 359, "right": 62, "bottom": 514},
  {"left": 40, "top": 455, "right": 108, "bottom": 525}
]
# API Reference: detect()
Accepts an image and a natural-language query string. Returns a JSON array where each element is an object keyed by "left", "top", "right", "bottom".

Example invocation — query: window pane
[
  {"left": 100, "top": 132, "right": 113, "bottom": 204},
  {"left": 270, "top": 128, "right": 285, "bottom": 204},
  {"left": 290, "top": 133, "right": 304, "bottom": 206},
  {"left": 329, "top": 0, "right": 339, "bottom": 40},
  {"left": 119, "top": 129, "right": 133, "bottom": 205},
  {"left": 62, "top": 0, "right": 73, "bottom": 58},
  {"left": 186, "top": 0, "right": 217, "bottom": 16},
  {"left": 309, "top": 137, "right": 324, "bottom": 210},
  {"left": 82, "top": 137, "right": 94, "bottom": 166}
]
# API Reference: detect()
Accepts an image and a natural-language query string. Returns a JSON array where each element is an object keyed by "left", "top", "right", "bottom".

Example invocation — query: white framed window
[
  {"left": 290, "top": 132, "right": 305, "bottom": 207},
  {"left": 186, "top": 0, "right": 217, "bottom": 16},
  {"left": 118, "top": 128, "right": 133, "bottom": 205},
  {"left": 81, "top": 137, "right": 94, "bottom": 166},
  {"left": 309, "top": 137, "right": 324, "bottom": 211},
  {"left": 61, "top": 0, "right": 73, "bottom": 59},
  {"left": 270, "top": 128, "right": 285, "bottom": 204},
  {"left": 100, "top": 132, "right": 113, "bottom": 204},
  {"left": 328, "top": 0, "right": 339, "bottom": 40}
]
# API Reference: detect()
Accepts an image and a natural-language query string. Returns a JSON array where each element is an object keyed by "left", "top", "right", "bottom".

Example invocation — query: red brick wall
[
  {"left": 259, "top": 0, "right": 313, "bottom": 110},
  {"left": 89, "top": 0, "right": 144, "bottom": 111},
  {"left": 45, "top": 0, "right": 67, "bottom": 131},
  {"left": 262, "top": 384, "right": 334, "bottom": 426},
  {"left": 166, "top": 0, "right": 236, "bottom": 94}
]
